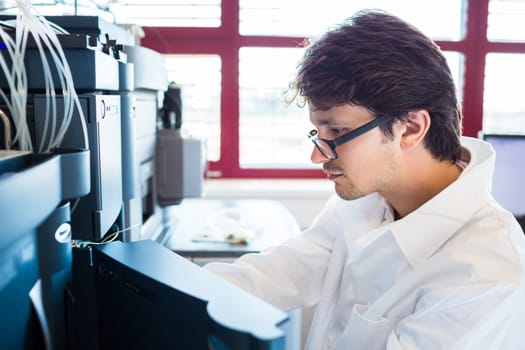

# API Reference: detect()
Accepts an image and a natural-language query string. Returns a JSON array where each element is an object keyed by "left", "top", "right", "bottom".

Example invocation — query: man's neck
[{"left": 383, "top": 157, "right": 463, "bottom": 219}]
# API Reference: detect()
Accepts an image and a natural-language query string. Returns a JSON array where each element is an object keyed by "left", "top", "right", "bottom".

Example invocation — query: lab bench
[{"left": 162, "top": 198, "right": 302, "bottom": 264}]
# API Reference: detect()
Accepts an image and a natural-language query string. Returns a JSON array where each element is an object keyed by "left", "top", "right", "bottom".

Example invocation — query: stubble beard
[
  {"left": 333, "top": 177, "right": 367, "bottom": 201},
  {"left": 331, "top": 137, "right": 397, "bottom": 201}
]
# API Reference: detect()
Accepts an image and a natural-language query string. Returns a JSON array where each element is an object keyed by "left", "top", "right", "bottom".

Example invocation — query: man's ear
[{"left": 400, "top": 110, "right": 431, "bottom": 150}]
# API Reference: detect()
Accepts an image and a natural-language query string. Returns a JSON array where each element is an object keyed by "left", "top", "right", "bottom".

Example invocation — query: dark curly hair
[{"left": 289, "top": 9, "right": 462, "bottom": 162}]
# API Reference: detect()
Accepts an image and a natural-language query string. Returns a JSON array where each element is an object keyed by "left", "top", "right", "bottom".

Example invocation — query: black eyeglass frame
[{"left": 308, "top": 114, "right": 392, "bottom": 160}]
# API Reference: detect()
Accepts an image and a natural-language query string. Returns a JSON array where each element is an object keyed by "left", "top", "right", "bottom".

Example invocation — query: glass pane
[
  {"left": 116, "top": 0, "right": 221, "bottom": 27},
  {"left": 488, "top": 0, "right": 525, "bottom": 42},
  {"left": 442, "top": 51, "right": 465, "bottom": 105},
  {"left": 240, "top": 0, "right": 465, "bottom": 41},
  {"left": 164, "top": 55, "right": 221, "bottom": 161},
  {"left": 483, "top": 53, "right": 525, "bottom": 132},
  {"left": 239, "top": 47, "right": 317, "bottom": 169},
  {"left": 0, "top": 0, "right": 222, "bottom": 27},
  {"left": 0, "top": 0, "right": 115, "bottom": 23}
]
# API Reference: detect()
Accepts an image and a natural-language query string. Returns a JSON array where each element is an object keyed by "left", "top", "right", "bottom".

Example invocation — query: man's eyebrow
[
  {"left": 315, "top": 117, "right": 355, "bottom": 127},
  {"left": 312, "top": 116, "right": 336, "bottom": 126}
]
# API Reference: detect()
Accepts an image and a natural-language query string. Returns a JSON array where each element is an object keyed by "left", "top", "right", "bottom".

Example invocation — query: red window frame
[{"left": 141, "top": 0, "right": 525, "bottom": 179}]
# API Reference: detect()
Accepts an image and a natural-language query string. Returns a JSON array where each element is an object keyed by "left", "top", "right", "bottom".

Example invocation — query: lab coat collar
[{"left": 387, "top": 137, "right": 496, "bottom": 267}]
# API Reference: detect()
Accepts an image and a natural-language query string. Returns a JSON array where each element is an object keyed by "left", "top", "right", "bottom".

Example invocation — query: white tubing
[{"left": 0, "top": 0, "right": 89, "bottom": 152}]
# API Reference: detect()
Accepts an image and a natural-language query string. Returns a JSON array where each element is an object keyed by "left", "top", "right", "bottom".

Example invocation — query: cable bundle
[{"left": 0, "top": 0, "right": 88, "bottom": 152}]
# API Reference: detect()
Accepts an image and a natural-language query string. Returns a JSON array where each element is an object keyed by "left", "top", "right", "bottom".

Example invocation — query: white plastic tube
[{"left": 0, "top": 0, "right": 88, "bottom": 152}]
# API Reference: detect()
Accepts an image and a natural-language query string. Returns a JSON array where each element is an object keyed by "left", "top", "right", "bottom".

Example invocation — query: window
[
  {"left": 483, "top": 54, "right": 525, "bottom": 132},
  {"left": 164, "top": 55, "right": 222, "bottom": 161},
  {"left": 441, "top": 51, "right": 465, "bottom": 106},
  {"left": 487, "top": 0, "right": 525, "bottom": 42},
  {"left": 239, "top": 0, "right": 465, "bottom": 40},
  {"left": 134, "top": 0, "right": 525, "bottom": 178},
  {"left": 482, "top": 0, "right": 525, "bottom": 133},
  {"left": 238, "top": 47, "right": 313, "bottom": 169},
  {"left": 118, "top": 0, "right": 221, "bottom": 27}
]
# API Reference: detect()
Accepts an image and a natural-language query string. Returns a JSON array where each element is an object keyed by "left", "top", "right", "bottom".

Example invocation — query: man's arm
[
  {"left": 204, "top": 194, "right": 342, "bottom": 311},
  {"left": 386, "top": 282, "right": 525, "bottom": 349}
]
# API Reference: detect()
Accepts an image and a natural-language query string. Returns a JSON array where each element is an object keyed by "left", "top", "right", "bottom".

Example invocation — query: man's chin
[{"left": 334, "top": 184, "right": 365, "bottom": 201}]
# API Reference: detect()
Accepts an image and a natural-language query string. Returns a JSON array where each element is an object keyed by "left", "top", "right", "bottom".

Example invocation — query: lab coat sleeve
[
  {"left": 385, "top": 282, "right": 525, "bottom": 350},
  {"left": 204, "top": 195, "right": 341, "bottom": 311}
]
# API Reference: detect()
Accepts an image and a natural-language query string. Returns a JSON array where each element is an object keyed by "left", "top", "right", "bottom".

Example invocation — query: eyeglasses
[{"left": 308, "top": 114, "right": 392, "bottom": 160}]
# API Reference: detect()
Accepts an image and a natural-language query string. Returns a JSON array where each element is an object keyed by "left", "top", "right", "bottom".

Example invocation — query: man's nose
[{"left": 310, "top": 146, "right": 329, "bottom": 164}]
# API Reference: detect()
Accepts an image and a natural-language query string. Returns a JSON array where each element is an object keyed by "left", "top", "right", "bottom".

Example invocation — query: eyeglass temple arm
[{"left": 333, "top": 114, "right": 391, "bottom": 146}]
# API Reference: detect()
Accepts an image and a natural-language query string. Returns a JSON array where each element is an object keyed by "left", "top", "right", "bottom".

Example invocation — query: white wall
[{"left": 202, "top": 179, "right": 333, "bottom": 229}]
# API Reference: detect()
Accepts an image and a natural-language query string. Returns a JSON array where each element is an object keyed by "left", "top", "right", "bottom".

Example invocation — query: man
[{"left": 205, "top": 10, "right": 525, "bottom": 349}]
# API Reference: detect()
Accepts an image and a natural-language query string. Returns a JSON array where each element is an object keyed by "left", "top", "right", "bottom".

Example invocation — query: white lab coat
[{"left": 205, "top": 137, "right": 525, "bottom": 349}]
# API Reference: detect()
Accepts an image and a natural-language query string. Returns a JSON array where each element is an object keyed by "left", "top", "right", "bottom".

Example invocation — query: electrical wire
[{"left": 71, "top": 224, "right": 142, "bottom": 249}]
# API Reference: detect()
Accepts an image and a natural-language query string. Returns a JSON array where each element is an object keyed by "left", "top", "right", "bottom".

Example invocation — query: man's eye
[{"left": 330, "top": 128, "right": 345, "bottom": 135}]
